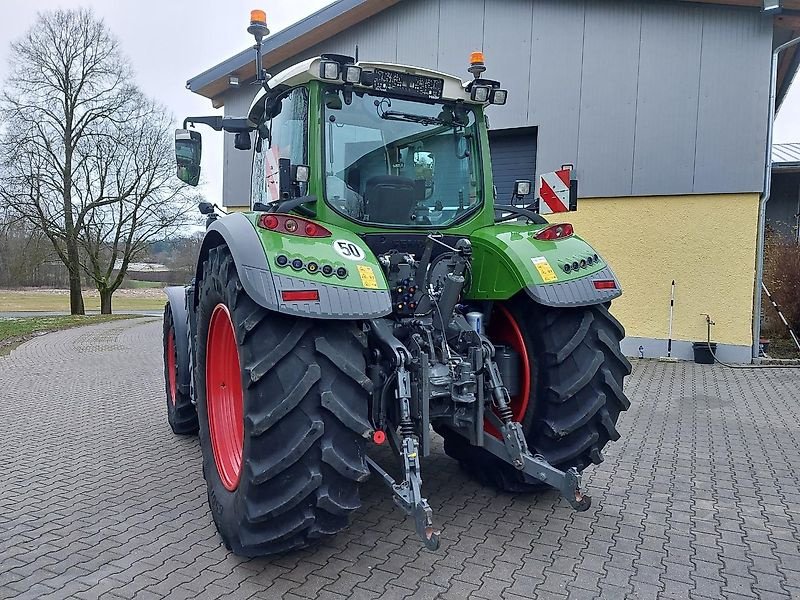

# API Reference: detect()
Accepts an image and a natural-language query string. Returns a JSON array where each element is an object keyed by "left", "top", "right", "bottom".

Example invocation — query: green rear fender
[
  {"left": 195, "top": 212, "right": 391, "bottom": 319},
  {"left": 468, "top": 223, "right": 623, "bottom": 307}
]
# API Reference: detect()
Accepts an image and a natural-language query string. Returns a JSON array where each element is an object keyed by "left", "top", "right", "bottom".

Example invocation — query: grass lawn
[
  {"left": 0, "top": 315, "right": 142, "bottom": 356},
  {"left": 0, "top": 288, "right": 166, "bottom": 312}
]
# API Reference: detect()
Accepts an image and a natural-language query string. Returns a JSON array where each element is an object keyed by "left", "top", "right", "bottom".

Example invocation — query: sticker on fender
[
  {"left": 531, "top": 257, "right": 558, "bottom": 283},
  {"left": 357, "top": 265, "right": 379, "bottom": 289},
  {"left": 333, "top": 239, "right": 366, "bottom": 261}
]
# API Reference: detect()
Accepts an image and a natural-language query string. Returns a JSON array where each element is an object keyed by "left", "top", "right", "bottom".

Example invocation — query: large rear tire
[
  {"left": 195, "top": 246, "right": 373, "bottom": 556},
  {"left": 439, "top": 296, "right": 632, "bottom": 492},
  {"left": 163, "top": 303, "right": 198, "bottom": 435}
]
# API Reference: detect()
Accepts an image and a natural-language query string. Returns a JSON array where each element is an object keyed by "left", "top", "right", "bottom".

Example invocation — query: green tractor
[{"left": 162, "top": 11, "right": 631, "bottom": 556}]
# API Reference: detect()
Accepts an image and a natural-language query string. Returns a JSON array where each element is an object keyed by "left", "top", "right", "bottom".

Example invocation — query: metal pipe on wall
[{"left": 753, "top": 34, "right": 800, "bottom": 361}]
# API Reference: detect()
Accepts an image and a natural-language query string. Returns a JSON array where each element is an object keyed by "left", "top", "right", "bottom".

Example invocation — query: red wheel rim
[
  {"left": 206, "top": 304, "right": 244, "bottom": 492},
  {"left": 486, "top": 304, "right": 532, "bottom": 438},
  {"left": 166, "top": 328, "right": 177, "bottom": 405}
]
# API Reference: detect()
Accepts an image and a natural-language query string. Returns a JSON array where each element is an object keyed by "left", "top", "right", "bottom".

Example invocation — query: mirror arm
[
  {"left": 183, "top": 116, "right": 223, "bottom": 131},
  {"left": 182, "top": 116, "right": 255, "bottom": 133},
  {"left": 221, "top": 117, "right": 256, "bottom": 133}
]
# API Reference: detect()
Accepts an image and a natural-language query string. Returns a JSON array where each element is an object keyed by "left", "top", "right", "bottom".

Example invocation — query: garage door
[{"left": 488, "top": 128, "right": 537, "bottom": 203}]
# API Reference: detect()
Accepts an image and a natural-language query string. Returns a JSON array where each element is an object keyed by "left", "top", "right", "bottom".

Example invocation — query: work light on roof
[
  {"left": 343, "top": 65, "right": 362, "bottom": 84},
  {"left": 490, "top": 89, "right": 508, "bottom": 105},
  {"left": 470, "top": 85, "right": 491, "bottom": 103},
  {"left": 320, "top": 60, "right": 341, "bottom": 80}
]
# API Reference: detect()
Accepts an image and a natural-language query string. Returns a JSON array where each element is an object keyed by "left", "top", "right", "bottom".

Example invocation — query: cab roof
[{"left": 267, "top": 57, "right": 480, "bottom": 104}]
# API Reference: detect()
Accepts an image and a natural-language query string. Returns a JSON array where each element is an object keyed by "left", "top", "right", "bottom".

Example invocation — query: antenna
[
  {"left": 247, "top": 10, "right": 271, "bottom": 85},
  {"left": 355, "top": 44, "right": 359, "bottom": 63}
]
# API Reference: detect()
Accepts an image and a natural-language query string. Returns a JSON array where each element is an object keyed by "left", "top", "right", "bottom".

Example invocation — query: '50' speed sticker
[{"left": 333, "top": 239, "right": 366, "bottom": 261}]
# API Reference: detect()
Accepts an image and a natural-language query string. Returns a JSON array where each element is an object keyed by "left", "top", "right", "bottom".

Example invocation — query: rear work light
[
  {"left": 593, "top": 280, "right": 617, "bottom": 290},
  {"left": 320, "top": 60, "right": 341, "bottom": 80},
  {"left": 257, "top": 213, "right": 332, "bottom": 238},
  {"left": 281, "top": 290, "right": 320, "bottom": 302},
  {"left": 534, "top": 223, "right": 574, "bottom": 241}
]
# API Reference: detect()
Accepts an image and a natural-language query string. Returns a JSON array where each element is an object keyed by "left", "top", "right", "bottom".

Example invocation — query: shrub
[{"left": 762, "top": 229, "right": 800, "bottom": 340}]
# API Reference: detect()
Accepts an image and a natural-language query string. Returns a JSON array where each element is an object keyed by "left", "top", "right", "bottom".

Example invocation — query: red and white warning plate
[{"left": 538, "top": 168, "right": 571, "bottom": 214}]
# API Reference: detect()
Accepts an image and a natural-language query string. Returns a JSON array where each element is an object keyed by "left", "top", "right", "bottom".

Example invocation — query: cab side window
[{"left": 254, "top": 88, "right": 309, "bottom": 205}]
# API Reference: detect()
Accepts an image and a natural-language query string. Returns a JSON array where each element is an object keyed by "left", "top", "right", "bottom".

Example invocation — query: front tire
[
  {"left": 440, "top": 297, "right": 632, "bottom": 492},
  {"left": 195, "top": 246, "right": 373, "bottom": 556}
]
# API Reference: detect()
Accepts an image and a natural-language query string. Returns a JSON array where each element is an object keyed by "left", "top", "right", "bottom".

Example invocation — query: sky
[
  {"left": 0, "top": 0, "right": 332, "bottom": 202},
  {"left": 2, "top": 0, "right": 800, "bottom": 202}
]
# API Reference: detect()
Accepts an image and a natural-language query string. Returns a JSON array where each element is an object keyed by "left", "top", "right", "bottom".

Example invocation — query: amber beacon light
[{"left": 250, "top": 9, "right": 267, "bottom": 26}]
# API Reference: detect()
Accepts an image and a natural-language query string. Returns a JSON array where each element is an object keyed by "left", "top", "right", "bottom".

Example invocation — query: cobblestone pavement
[{"left": 1, "top": 318, "right": 800, "bottom": 599}]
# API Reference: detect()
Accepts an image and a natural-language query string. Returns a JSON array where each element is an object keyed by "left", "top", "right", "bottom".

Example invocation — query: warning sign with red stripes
[{"left": 538, "top": 168, "right": 571, "bottom": 214}]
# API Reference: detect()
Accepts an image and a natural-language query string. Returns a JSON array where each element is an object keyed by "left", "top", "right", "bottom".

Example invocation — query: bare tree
[
  {"left": 77, "top": 97, "right": 195, "bottom": 313},
  {"left": 0, "top": 8, "right": 135, "bottom": 314}
]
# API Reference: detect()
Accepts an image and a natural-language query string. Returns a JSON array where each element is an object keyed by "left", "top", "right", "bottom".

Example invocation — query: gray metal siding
[
  {"left": 481, "top": 0, "right": 533, "bottom": 131},
  {"left": 576, "top": 1, "right": 642, "bottom": 197},
  {"left": 219, "top": 0, "right": 773, "bottom": 206},
  {"left": 528, "top": 0, "right": 585, "bottom": 180},
  {"left": 693, "top": 6, "right": 772, "bottom": 194},
  {"left": 633, "top": 2, "right": 703, "bottom": 195}
]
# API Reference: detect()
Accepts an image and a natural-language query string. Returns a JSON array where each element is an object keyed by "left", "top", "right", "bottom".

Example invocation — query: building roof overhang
[{"left": 187, "top": 0, "right": 800, "bottom": 109}]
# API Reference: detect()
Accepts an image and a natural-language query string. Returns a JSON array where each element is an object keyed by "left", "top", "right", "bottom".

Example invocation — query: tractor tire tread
[{"left": 195, "top": 246, "right": 369, "bottom": 557}]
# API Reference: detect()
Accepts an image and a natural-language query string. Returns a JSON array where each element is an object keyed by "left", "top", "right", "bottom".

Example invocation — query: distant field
[
  {"left": 124, "top": 279, "right": 165, "bottom": 289},
  {"left": 0, "top": 288, "right": 166, "bottom": 312}
]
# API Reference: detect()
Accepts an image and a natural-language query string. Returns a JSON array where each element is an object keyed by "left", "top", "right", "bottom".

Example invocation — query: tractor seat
[{"left": 364, "top": 175, "right": 416, "bottom": 224}]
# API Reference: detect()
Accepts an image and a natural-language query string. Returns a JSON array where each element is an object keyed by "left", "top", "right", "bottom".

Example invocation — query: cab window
[{"left": 252, "top": 87, "right": 309, "bottom": 206}]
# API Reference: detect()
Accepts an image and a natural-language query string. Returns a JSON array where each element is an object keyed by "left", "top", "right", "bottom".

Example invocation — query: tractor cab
[
  {"left": 175, "top": 37, "right": 515, "bottom": 233},
  {"left": 243, "top": 54, "right": 508, "bottom": 232}
]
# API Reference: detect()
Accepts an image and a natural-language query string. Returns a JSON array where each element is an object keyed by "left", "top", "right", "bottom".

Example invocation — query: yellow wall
[{"left": 567, "top": 193, "right": 760, "bottom": 347}]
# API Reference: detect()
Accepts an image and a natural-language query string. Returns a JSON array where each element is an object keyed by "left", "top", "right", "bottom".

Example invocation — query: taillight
[
  {"left": 534, "top": 223, "right": 574, "bottom": 241},
  {"left": 281, "top": 290, "right": 320, "bottom": 302},
  {"left": 257, "top": 213, "right": 331, "bottom": 238},
  {"left": 593, "top": 280, "right": 617, "bottom": 290}
]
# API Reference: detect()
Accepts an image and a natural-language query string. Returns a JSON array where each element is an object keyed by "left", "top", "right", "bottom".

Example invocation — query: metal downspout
[{"left": 753, "top": 34, "right": 800, "bottom": 361}]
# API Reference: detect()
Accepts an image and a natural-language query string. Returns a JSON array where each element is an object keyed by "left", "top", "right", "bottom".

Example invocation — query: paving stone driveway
[{"left": 1, "top": 318, "right": 800, "bottom": 600}]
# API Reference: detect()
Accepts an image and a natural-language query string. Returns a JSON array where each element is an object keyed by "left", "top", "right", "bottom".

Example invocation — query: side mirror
[{"left": 175, "top": 129, "right": 202, "bottom": 186}]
